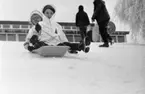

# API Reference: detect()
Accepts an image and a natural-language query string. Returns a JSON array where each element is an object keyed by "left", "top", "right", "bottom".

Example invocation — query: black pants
[
  {"left": 98, "top": 19, "right": 112, "bottom": 44},
  {"left": 27, "top": 35, "right": 47, "bottom": 51},
  {"left": 28, "top": 35, "right": 81, "bottom": 52},
  {"left": 79, "top": 26, "right": 87, "bottom": 40},
  {"left": 58, "top": 42, "right": 81, "bottom": 51}
]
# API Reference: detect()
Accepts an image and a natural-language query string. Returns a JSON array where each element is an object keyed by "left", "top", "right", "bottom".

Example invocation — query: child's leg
[
  {"left": 27, "top": 46, "right": 36, "bottom": 52},
  {"left": 68, "top": 41, "right": 90, "bottom": 53},
  {"left": 57, "top": 43, "right": 79, "bottom": 54},
  {"left": 27, "top": 42, "right": 47, "bottom": 52},
  {"left": 29, "top": 35, "right": 39, "bottom": 45},
  {"left": 58, "top": 40, "right": 90, "bottom": 53},
  {"left": 29, "top": 35, "right": 47, "bottom": 50},
  {"left": 58, "top": 42, "right": 80, "bottom": 51}
]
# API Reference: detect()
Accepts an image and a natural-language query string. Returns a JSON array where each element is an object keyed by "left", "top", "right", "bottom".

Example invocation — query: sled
[{"left": 32, "top": 46, "right": 70, "bottom": 57}]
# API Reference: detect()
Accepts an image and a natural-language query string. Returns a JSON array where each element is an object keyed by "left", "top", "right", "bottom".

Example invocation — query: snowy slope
[{"left": 0, "top": 41, "right": 145, "bottom": 94}]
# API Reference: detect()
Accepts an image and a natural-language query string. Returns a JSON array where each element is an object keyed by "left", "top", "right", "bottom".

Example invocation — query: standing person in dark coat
[
  {"left": 76, "top": 5, "right": 90, "bottom": 42},
  {"left": 92, "top": 0, "right": 113, "bottom": 47}
]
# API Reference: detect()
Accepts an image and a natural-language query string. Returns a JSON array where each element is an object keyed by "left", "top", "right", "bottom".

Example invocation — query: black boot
[
  {"left": 84, "top": 36, "right": 90, "bottom": 53},
  {"left": 79, "top": 38, "right": 90, "bottom": 53},
  {"left": 84, "top": 47, "right": 90, "bottom": 53},
  {"left": 28, "top": 46, "right": 36, "bottom": 52},
  {"left": 69, "top": 50, "right": 78, "bottom": 54},
  {"left": 99, "top": 43, "right": 109, "bottom": 47}
]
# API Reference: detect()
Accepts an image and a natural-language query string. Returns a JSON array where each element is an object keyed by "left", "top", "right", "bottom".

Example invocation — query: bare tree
[{"left": 114, "top": 0, "right": 145, "bottom": 43}]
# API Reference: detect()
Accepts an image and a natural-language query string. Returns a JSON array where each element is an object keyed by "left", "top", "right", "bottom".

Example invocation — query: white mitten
[{"left": 24, "top": 42, "right": 29, "bottom": 49}]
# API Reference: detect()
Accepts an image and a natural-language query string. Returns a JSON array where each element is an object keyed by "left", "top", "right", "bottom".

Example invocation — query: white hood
[
  {"left": 38, "top": 5, "right": 68, "bottom": 45},
  {"left": 25, "top": 10, "right": 43, "bottom": 43},
  {"left": 30, "top": 10, "right": 43, "bottom": 24}
]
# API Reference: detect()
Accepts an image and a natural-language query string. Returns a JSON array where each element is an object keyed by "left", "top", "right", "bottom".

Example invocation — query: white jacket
[
  {"left": 38, "top": 14, "right": 68, "bottom": 45},
  {"left": 25, "top": 10, "right": 68, "bottom": 46},
  {"left": 25, "top": 10, "right": 42, "bottom": 43}
]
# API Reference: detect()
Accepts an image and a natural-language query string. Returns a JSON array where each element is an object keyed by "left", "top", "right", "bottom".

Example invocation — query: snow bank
[{"left": 0, "top": 41, "right": 145, "bottom": 94}]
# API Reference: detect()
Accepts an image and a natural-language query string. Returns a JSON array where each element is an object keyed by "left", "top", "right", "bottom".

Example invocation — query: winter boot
[
  {"left": 99, "top": 43, "right": 109, "bottom": 47},
  {"left": 69, "top": 50, "right": 78, "bottom": 54},
  {"left": 79, "top": 37, "right": 90, "bottom": 53}
]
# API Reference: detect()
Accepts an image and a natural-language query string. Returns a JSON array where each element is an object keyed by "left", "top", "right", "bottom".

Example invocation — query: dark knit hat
[
  {"left": 78, "top": 5, "right": 84, "bottom": 11},
  {"left": 42, "top": 5, "right": 55, "bottom": 13}
]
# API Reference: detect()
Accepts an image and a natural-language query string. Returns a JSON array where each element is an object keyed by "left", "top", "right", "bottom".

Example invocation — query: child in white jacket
[
  {"left": 24, "top": 5, "right": 90, "bottom": 53},
  {"left": 24, "top": 10, "right": 43, "bottom": 51}
]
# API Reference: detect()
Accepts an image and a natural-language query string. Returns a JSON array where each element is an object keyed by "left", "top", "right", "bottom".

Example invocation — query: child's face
[
  {"left": 44, "top": 9, "right": 54, "bottom": 19},
  {"left": 31, "top": 14, "right": 42, "bottom": 25}
]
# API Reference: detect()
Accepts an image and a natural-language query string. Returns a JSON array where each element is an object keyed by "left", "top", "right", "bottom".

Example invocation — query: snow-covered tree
[{"left": 114, "top": 0, "right": 145, "bottom": 44}]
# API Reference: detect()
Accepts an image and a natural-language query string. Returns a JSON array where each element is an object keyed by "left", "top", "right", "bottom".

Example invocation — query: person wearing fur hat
[
  {"left": 24, "top": 10, "right": 43, "bottom": 51},
  {"left": 30, "top": 10, "right": 43, "bottom": 25},
  {"left": 26, "top": 4, "right": 90, "bottom": 53},
  {"left": 92, "top": 0, "right": 113, "bottom": 47}
]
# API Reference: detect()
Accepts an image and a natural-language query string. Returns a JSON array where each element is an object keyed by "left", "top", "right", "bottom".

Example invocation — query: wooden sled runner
[{"left": 32, "top": 46, "right": 70, "bottom": 57}]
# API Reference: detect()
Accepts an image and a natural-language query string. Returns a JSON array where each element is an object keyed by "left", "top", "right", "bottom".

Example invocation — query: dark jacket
[
  {"left": 92, "top": 0, "right": 110, "bottom": 23},
  {"left": 76, "top": 8, "right": 90, "bottom": 27}
]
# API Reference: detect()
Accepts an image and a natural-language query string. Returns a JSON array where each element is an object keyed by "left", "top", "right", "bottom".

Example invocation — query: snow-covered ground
[{"left": 0, "top": 41, "right": 145, "bottom": 94}]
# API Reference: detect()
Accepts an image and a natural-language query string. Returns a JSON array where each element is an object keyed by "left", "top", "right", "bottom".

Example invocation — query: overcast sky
[{"left": 0, "top": 0, "right": 129, "bottom": 30}]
